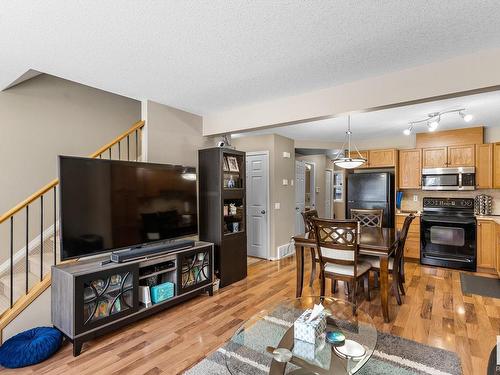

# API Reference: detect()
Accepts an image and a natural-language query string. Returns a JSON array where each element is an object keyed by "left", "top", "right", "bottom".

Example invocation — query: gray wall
[
  {"left": 0, "top": 74, "right": 141, "bottom": 264},
  {"left": 144, "top": 100, "right": 212, "bottom": 167},
  {"left": 0, "top": 74, "right": 141, "bottom": 214}
]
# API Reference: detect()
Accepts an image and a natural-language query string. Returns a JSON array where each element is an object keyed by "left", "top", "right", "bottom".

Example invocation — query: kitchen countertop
[
  {"left": 396, "top": 212, "right": 500, "bottom": 224},
  {"left": 475, "top": 215, "right": 500, "bottom": 225},
  {"left": 396, "top": 211, "right": 421, "bottom": 217}
]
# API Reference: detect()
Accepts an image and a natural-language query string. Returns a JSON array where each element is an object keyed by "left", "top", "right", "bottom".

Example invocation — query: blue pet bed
[{"left": 0, "top": 327, "right": 63, "bottom": 368}]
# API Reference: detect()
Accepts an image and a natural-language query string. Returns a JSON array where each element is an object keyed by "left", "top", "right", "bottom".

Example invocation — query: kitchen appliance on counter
[
  {"left": 346, "top": 172, "right": 394, "bottom": 228},
  {"left": 474, "top": 194, "right": 493, "bottom": 216},
  {"left": 421, "top": 167, "right": 475, "bottom": 191},
  {"left": 420, "top": 197, "right": 476, "bottom": 271}
]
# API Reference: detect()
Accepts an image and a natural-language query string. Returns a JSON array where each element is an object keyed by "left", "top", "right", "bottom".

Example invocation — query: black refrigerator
[{"left": 346, "top": 172, "right": 394, "bottom": 228}]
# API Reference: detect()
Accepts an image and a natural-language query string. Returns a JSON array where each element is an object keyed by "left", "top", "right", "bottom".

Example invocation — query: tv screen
[{"left": 59, "top": 156, "right": 198, "bottom": 260}]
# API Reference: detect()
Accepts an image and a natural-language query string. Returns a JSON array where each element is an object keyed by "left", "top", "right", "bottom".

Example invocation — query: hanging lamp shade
[{"left": 333, "top": 115, "right": 366, "bottom": 169}]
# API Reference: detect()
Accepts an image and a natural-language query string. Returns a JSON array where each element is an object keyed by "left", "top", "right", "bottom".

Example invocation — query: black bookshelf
[{"left": 198, "top": 147, "right": 247, "bottom": 287}]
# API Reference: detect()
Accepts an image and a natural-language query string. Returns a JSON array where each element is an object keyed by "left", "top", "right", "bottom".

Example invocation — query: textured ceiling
[
  {"left": 2, "top": 1, "right": 500, "bottom": 114},
  {"left": 232, "top": 90, "right": 500, "bottom": 141}
]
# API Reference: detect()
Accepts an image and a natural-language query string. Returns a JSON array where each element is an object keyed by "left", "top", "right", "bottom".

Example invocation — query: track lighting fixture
[
  {"left": 403, "top": 124, "right": 413, "bottom": 136},
  {"left": 460, "top": 111, "right": 473, "bottom": 122},
  {"left": 402, "top": 108, "right": 473, "bottom": 135}
]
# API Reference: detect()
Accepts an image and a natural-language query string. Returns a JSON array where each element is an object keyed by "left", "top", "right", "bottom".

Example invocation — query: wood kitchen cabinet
[
  {"left": 422, "top": 145, "right": 475, "bottom": 168},
  {"left": 497, "top": 227, "right": 500, "bottom": 277},
  {"left": 477, "top": 219, "right": 496, "bottom": 272},
  {"left": 447, "top": 144, "right": 475, "bottom": 167},
  {"left": 356, "top": 150, "right": 370, "bottom": 168},
  {"left": 398, "top": 149, "right": 421, "bottom": 189},
  {"left": 368, "top": 149, "right": 397, "bottom": 167},
  {"left": 494, "top": 143, "right": 500, "bottom": 188},
  {"left": 422, "top": 147, "right": 447, "bottom": 168},
  {"left": 476, "top": 144, "right": 493, "bottom": 189},
  {"left": 396, "top": 215, "right": 420, "bottom": 259}
]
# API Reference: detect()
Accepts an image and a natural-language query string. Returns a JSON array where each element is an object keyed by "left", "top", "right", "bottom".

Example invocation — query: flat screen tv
[{"left": 59, "top": 156, "right": 198, "bottom": 260}]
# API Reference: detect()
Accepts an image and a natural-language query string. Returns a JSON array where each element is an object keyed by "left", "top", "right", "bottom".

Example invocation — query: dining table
[{"left": 293, "top": 226, "right": 398, "bottom": 323}]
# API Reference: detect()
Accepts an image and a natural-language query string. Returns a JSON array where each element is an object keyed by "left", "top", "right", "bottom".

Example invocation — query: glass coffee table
[{"left": 225, "top": 297, "right": 377, "bottom": 375}]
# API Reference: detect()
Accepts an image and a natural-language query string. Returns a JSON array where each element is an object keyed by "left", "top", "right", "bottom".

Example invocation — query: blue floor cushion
[{"left": 0, "top": 327, "right": 63, "bottom": 368}]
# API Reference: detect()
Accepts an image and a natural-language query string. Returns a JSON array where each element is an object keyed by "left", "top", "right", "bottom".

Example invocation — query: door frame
[
  {"left": 246, "top": 151, "right": 271, "bottom": 260},
  {"left": 304, "top": 161, "right": 316, "bottom": 210},
  {"left": 325, "top": 168, "right": 333, "bottom": 218}
]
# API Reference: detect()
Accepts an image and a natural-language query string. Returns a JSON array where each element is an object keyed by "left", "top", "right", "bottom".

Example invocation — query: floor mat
[{"left": 460, "top": 273, "right": 500, "bottom": 298}]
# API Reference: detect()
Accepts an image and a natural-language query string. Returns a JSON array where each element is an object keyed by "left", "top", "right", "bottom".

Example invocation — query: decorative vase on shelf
[{"left": 227, "top": 175, "right": 235, "bottom": 188}]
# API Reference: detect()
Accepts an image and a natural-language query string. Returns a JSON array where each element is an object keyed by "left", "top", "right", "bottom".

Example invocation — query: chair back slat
[
  {"left": 350, "top": 208, "right": 383, "bottom": 228},
  {"left": 312, "top": 218, "right": 359, "bottom": 267},
  {"left": 301, "top": 209, "right": 318, "bottom": 238},
  {"left": 393, "top": 214, "right": 416, "bottom": 279}
]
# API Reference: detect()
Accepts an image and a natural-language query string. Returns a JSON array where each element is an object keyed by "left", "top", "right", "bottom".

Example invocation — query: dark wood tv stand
[{"left": 51, "top": 241, "right": 214, "bottom": 356}]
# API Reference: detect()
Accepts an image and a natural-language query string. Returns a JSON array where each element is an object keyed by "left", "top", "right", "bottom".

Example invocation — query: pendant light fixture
[{"left": 333, "top": 115, "right": 366, "bottom": 169}]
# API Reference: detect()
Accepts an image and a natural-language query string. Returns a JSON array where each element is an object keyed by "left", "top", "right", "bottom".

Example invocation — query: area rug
[
  {"left": 185, "top": 309, "right": 462, "bottom": 375},
  {"left": 460, "top": 273, "right": 500, "bottom": 299}
]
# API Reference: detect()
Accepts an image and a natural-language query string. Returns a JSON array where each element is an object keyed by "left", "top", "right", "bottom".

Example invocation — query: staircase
[{"left": 0, "top": 120, "right": 145, "bottom": 334}]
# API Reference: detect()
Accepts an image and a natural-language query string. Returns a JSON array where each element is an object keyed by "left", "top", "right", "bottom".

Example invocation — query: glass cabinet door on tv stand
[
  {"left": 178, "top": 247, "right": 212, "bottom": 295},
  {"left": 75, "top": 264, "right": 139, "bottom": 334}
]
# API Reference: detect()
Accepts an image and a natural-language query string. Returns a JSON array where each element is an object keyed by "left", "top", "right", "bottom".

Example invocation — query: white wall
[{"left": 204, "top": 48, "right": 500, "bottom": 135}]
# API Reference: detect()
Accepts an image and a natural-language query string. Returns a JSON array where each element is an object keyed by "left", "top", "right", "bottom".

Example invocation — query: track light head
[{"left": 460, "top": 111, "right": 473, "bottom": 122}]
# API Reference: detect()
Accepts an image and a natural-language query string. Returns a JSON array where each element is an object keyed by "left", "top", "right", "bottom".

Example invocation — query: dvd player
[{"left": 110, "top": 239, "right": 195, "bottom": 263}]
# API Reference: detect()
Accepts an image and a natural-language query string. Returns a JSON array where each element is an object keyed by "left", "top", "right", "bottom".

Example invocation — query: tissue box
[
  {"left": 293, "top": 337, "right": 331, "bottom": 368},
  {"left": 293, "top": 336, "right": 324, "bottom": 361},
  {"left": 293, "top": 309, "right": 327, "bottom": 344}
]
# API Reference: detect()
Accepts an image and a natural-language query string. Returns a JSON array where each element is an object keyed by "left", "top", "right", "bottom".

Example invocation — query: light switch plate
[
  {"left": 413, "top": 195, "right": 418, "bottom": 202},
  {"left": 283, "top": 179, "right": 288, "bottom": 185},
  {"left": 291, "top": 179, "right": 294, "bottom": 186},
  {"left": 282, "top": 151, "right": 291, "bottom": 158},
  {"left": 274, "top": 203, "right": 281, "bottom": 209}
]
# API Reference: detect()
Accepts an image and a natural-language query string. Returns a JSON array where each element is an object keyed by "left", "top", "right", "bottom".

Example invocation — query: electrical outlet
[
  {"left": 413, "top": 195, "right": 418, "bottom": 202},
  {"left": 291, "top": 179, "right": 294, "bottom": 186}
]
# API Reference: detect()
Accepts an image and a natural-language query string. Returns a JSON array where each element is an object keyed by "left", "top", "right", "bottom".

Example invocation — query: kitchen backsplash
[{"left": 400, "top": 189, "right": 500, "bottom": 215}]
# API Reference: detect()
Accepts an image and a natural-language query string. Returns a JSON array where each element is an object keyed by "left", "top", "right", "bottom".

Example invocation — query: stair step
[
  {"left": 28, "top": 250, "right": 56, "bottom": 275},
  {"left": 0, "top": 272, "right": 41, "bottom": 305},
  {"left": 0, "top": 293, "right": 10, "bottom": 314}
]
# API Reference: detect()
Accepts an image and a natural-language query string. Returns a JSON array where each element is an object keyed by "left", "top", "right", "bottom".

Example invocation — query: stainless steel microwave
[{"left": 421, "top": 167, "right": 475, "bottom": 191}]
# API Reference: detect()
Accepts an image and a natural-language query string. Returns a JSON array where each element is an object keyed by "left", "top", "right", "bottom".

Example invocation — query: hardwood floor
[{"left": 1, "top": 253, "right": 498, "bottom": 375}]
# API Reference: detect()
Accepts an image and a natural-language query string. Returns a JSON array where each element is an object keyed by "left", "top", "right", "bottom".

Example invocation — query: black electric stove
[{"left": 420, "top": 197, "right": 476, "bottom": 271}]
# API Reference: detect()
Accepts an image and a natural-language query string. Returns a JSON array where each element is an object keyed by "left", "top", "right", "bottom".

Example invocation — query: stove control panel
[{"left": 422, "top": 197, "right": 474, "bottom": 209}]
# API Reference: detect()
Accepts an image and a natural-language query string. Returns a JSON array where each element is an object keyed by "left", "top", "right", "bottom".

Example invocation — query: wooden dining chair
[
  {"left": 301, "top": 210, "right": 319, "bottom": 287},
  {"left": 361, "top": 214, "right": 415, "bottom": 305},
  {"left": 350, "top": 208, "right": 383, "bottom": 228},
  {"left": 312, "top": 218, "right": 371, "bottom": 313}
]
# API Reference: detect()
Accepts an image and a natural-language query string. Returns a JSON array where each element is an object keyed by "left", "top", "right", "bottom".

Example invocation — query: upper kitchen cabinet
[
  {"left": 494, "top": 143, "right": 500, "bottom": 188},
  {"left": 476, "top": 144, "right": 493, "bottom": 189},
  {"left": 399, "top": 149, "right": 421, "bottom": 189},
  {"left": 422, "top": 147, "right": 447, "bottom": 168},
  {"left": 368, "top": 149, "right": 397, "bottom": 167},
  {"left": 447, "top": 144, "right": 475, "bottom": 167},
  {"left": 356, "top": 150, "right": 370, "bottom": 168},
  {"left": 422, "top": 145, "right": 475, "bottom": 168}
]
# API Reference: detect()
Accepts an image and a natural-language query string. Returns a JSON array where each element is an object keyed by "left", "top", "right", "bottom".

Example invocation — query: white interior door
[
  {"left": 295, "top": 160, "right": 306, "bottom": 234},
  {"left": 325, "top": 169, "right": 333, "bottom": 219},
  {"left": 246, "top": 153, "right": 269, "bottom": 259}
]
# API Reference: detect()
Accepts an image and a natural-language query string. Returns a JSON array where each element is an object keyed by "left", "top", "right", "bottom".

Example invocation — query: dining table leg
[
  {"left": 296, "top": 245, "right": 304, "bottom": 298},
  {"left": 379, "top": 256, "right": 390, "bottom": 323}
]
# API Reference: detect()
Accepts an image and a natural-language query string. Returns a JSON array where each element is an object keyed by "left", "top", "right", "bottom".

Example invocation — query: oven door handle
[{"left": 421, "top": 217, "right": 476, "bottom": 225}]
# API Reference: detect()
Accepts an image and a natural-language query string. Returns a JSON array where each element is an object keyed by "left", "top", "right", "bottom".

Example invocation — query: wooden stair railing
[{"left": 0, "top": 120, "right": 145, "bottom": 334}]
